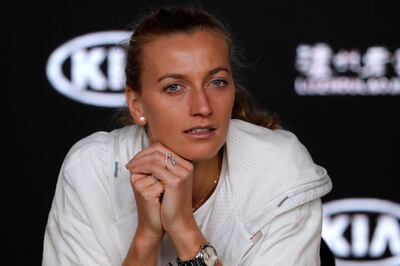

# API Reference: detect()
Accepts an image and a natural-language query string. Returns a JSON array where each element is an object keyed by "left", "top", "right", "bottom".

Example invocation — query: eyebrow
[{"left": 156, "top": 66, "right": 230, "bottom": 83}]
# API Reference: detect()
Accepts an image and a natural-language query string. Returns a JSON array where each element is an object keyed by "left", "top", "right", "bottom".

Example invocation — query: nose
[{"left": 189, "top": 88, "right": 213, "bottom": 117}]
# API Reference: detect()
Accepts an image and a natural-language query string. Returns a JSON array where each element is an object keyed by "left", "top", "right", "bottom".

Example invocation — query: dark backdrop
[{"left": 5, "top": 0, "right": 399, "bottom": 265}]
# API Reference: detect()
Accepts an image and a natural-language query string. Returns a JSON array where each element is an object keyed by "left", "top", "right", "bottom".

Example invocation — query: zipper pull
[{"left": 114, "top": 161, "right": 119, "bottom": 178}]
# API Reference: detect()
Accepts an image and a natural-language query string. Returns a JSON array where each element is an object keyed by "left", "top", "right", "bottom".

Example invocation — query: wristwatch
[{"left": 176, "top": 242, "right": 218, "bottom": 266}]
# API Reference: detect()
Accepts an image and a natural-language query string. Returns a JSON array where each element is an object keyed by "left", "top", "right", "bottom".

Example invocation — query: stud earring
[{"left": 139, "top": 116, "right": 145, "bottom": 122}]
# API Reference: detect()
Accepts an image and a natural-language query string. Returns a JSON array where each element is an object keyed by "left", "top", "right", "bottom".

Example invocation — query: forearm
[{"left": 123, "top": 229, "right": 162, "bottom": 266}]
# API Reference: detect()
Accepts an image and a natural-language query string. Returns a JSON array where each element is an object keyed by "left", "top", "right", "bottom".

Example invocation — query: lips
[{"left": 184, "top": 125, "right": 217, "bottom": 133}]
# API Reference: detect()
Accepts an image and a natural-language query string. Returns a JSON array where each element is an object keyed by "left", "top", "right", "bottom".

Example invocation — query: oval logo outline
[
  {"left": 322, "top": 198, "right": 400, "bottom": 266},
  {"left": 46, "top": 31, "right": 131, "bottom": 107}
]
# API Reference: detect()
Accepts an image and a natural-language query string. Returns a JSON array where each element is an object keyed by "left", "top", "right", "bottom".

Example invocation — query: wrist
[
  {"left": 136, "top": 223, "right": 165, "bottom": 242},
  {"left": 168, "top": 220, "right": 208, "bottom": 261},
  {"left": 165, "top": 213, "right": 196, "bottom": 237},
  {"left": 124, "top": 228, "right": 162, "bottom": 266},
  {"left": 177, "top": 242, "right": 219, "bottom": 266},
  {"left": 133, "top": 226, "right": 164, "bottom": 254}
]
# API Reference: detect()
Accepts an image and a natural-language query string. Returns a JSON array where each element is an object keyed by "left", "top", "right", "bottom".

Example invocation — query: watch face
[{"left": 202, "top": 245, "right": 218, "bottom": 266}]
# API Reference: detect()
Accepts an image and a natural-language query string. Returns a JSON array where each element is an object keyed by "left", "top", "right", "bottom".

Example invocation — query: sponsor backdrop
[{"left": 6, "top": 0, "right": 399, "bottom": 265}]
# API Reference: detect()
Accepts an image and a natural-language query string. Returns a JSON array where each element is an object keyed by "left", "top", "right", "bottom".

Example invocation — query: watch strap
[
  {"left": 177, "top": 259, "right": 203, "bottom": 266},
  {"left": 176, "top": 242, "right": 212, "bottom": 266}
]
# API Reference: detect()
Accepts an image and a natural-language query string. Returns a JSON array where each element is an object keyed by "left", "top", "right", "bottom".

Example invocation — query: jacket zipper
[{"left": 113, "top": 134, "right": 120, "bottom": 178}]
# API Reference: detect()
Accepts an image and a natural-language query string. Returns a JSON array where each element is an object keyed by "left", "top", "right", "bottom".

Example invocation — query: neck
[{"left": 191, "top": 148, "right": 223, "bottom": 209}]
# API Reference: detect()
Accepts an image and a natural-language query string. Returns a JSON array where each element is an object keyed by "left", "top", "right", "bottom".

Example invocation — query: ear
[{"left": 125, "top": 87, "right": 146, "bottom": 126}]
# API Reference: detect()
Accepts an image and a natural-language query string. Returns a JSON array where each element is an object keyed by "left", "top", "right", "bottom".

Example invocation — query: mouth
[
  {"left": 183, "top": 126, "right": 217, "bottom": 140},
  {"left": 183, "top": 125, "right": 217, "bottom": 134}
]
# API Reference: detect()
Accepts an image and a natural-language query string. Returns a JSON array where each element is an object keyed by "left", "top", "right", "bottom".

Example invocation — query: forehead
[{"left": 141, "top": 30, "right": 230, "bottom": 75}]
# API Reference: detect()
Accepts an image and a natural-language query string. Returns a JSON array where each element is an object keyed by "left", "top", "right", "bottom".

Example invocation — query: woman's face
[{"left": 127, "top": 30, "right": 235, "bottom": 161}]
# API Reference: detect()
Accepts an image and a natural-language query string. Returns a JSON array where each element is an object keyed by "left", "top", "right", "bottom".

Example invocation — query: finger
[
  {"left": 129, "top": 150, "right": 165, "bottom": 169},
  {"left": 126, "top": 142, "right": 193, "bottom": 172},
  {"left": 132, "top": 175, "right": 160, "bottom": 189},
  {"left": 126, "top": 143, "right": 164, "bottom": 166},
  {"left": 140, "top": 182, "right": 165, "bottom": 205},
  {"left": 126, "top": 150, "right": 183, "bottom": 175},
  {"left": 133, "top": 164, "right": 186, "bottom": 190},
  {"left": 142, "top": 181, "right": 164, "bottom": 198},
  {"left": 130, "top": 173, "right": 148, "bottom": 184},
  {"left": 128, "top": 150, "right": 191, "bottom": 179},
  {"left": 130, "top": 158, "right": 189, "bottom": 184}
]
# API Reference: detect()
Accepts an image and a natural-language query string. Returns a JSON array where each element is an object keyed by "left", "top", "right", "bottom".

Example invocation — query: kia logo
[
  {"left": 322, "top": 198, "right": 400, "bottom": 266},
  {"left": 46, "top": 31, "right": 131, "bottom": 107}
]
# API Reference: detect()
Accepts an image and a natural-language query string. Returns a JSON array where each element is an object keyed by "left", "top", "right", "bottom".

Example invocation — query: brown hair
[{"left": 121, "top": 4, "right": 280, "bottom": 129}]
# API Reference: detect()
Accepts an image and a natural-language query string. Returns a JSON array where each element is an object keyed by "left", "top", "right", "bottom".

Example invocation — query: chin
[{"left": 176, "top": 143, "right": 224, "bottom": 162}]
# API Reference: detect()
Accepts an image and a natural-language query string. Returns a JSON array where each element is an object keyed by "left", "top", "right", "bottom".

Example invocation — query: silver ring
[
  {"left": 165, "top": 153, "right": 177, "bottom": 169},
  {"left": 167, "top": 153, "right": 177, "bottom": 166},
  {"left": 165, "top": 153, "right": 169, "bottom": 169}
]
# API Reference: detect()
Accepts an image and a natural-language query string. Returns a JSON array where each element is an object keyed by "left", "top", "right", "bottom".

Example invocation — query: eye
[
  {"left": 164, "top": 83, "right": 182, "bottom": 94},
  {"left": 210, "top": 79, "right": 228, "bottom": 87}
]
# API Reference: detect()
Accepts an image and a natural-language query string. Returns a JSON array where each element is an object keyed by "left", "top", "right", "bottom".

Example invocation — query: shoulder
[
  {"left": 225, "top": 119, "right": 331, "bottom": 224},
  {"left": 53, "top": 125, "right": 143, "bottom": 218},
  {"left": 229, "top": 119, "right": 304, "bottom": 148},
  {"left": 62, "top": 131, "right": 111, "bottom": 174},
  {"left": 228, "top": 119, "right": 317, "bottom": 173},
  {"left": 62, "top": 125, "right": 142, "bottom": 181}
]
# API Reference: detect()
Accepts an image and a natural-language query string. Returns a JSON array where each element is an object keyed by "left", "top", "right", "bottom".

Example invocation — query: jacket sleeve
[
  {"left": 43, "top": 194, "right": 113, "bottom": 265},
  {"left": 239, "top": 199, "right": 323, "bottom": 266},
  {"left": 42, "top": 133, "right": 120, "bottom": 266}
]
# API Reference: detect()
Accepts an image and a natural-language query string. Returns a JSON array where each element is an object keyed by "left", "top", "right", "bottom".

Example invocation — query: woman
[{"left": 43, "top": 5, "right": 332, "bottom": 266}]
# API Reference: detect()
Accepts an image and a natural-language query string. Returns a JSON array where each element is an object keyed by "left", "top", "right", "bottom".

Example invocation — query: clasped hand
[{"left": 125, "top": 142, "right": 195, "bottom": 241}]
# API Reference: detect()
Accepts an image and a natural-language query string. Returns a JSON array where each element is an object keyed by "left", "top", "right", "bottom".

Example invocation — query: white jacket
[{"left": 43, "top": 119, "right": 332, "bottom": 266}]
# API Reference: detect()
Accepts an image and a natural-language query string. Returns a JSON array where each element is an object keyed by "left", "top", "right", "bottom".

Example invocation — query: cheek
[
  {"left": 214, "top": 90, "right": 235, "bottom": 116},
  {"left": 145, "top": 102, "right": 185, "bottom": 140}
]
